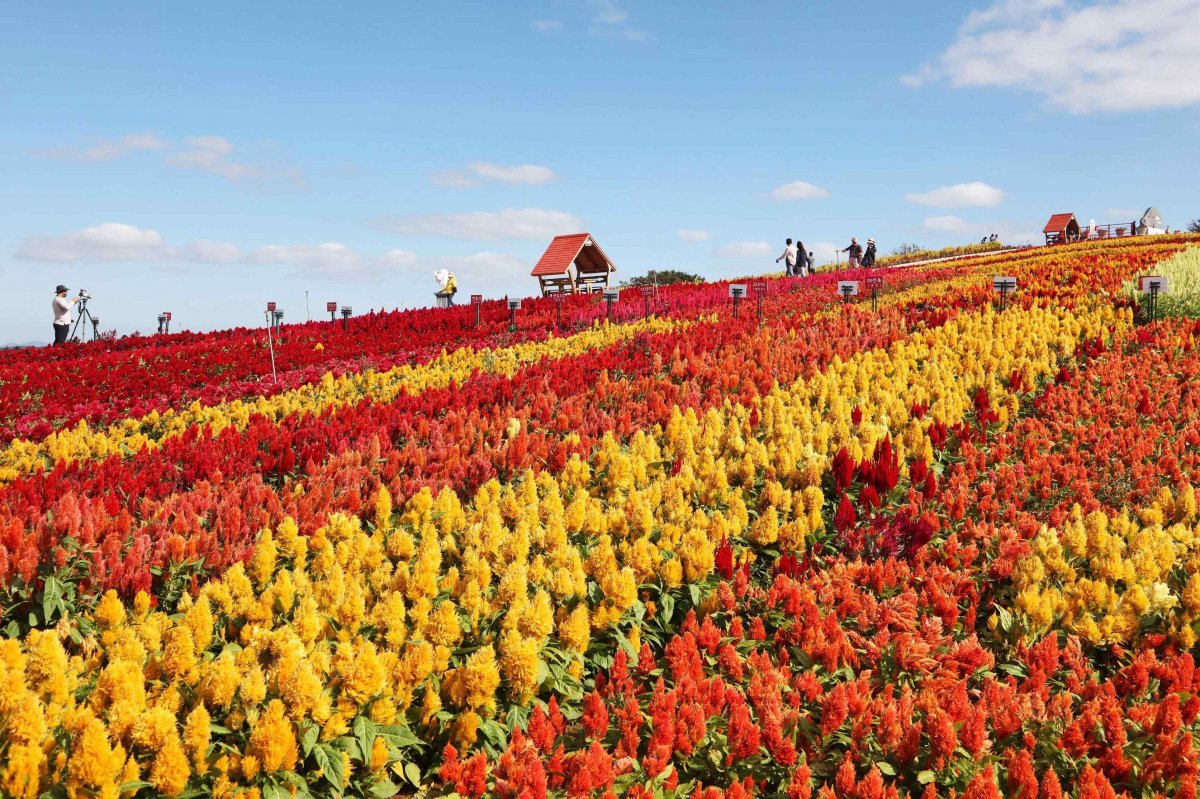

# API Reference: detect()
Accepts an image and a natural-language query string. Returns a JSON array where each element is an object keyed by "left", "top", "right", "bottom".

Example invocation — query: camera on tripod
[{"left": 70, "top": 289, "right": 98, "bottom": 341}]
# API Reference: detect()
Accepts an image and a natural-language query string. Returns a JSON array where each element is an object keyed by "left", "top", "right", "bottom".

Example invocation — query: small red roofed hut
[
  {"left": 531, "top": 233, "right": 616, "bottom": 296},
  {"left": 1043, "top": 213, "right": 1081, "bottom": 245}
]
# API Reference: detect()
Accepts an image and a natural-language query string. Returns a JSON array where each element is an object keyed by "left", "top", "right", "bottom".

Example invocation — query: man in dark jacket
[
  {"left": 842, "top": 238, "right": 863, "bottom": 268},
  {"left": 861, "top": 238, "right": 877, "bottom": 267}
]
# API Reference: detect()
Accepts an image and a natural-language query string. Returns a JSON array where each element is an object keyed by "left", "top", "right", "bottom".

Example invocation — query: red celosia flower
[
  {"left": 715, "top": 539, "right": 734, "bottom": 580},
  {"left": 831, "top": 446, "right": 856, "bottom": 492},
  {"left": 582, "top": 689, "right": 610, "bottom": 741}
]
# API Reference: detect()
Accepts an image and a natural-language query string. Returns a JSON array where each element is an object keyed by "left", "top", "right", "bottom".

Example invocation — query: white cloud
[
  {"left": 375, "top": 208, "right": 584, "bottom": 241},
  {"left": 466, "top": 162, "right": 557, "bottom": 185},
  {"left": 903, "top": 0, "right": 1200, "bottom": 113},
  {"left": 532, "top": 19, "right": 562, "bottom": 33},
  {"left": 250, "top": 243, "right": 527, "bottom": 285},
  {"left": 167, "top": 136, "right": 306, "bottom": 187},
  {"left": 431, "top": 162, "right": 558, "bottom": 187},
  {"left": 35, "top": 133, "right": 170, "bottom": 162},
  {"left": 182, "top": 240, "right": 244, "bottom": 264},
  {"left": 16, "top": 223, "right": 169, "bottom": 262},
  {"left": 713, "top": 241, "right": 773, "bottom": 259},
  {"left": 915, "top": 216, "right": 1039, "bottom": 245},
  {"left": 588, "top": 0, "right": 647, "bottom": 40},
  {"left": 677, "top": 229, "right": 713, "bottom": 243},
  {"left": 590, "top": 0, "right": 628, "bottom": 24},
  {"left": 13, "top": 223, "right": 529, "bottom": 289},
  {"left": 250, "top": 243, "right": 376, "bottom": 279},
  {"left": 770, "top": 181, "right": 830, "bottom": 202},
  {"left": 33, "top": 133, "right": 306, "bottom": 189},
  {"left": 905, "top": 181, "right": 1005, "bottom": 208},
  {"left": 923, "top": 215, "right": 973, "bottom": 232},
  {"left": 430, "top": 170, "right": 480, "bottom": 188}
]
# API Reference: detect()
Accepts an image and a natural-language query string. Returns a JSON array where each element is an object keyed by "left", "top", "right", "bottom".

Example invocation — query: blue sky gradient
[{"left": 1, "top": 0, "right": 1198, "bottom": 342}]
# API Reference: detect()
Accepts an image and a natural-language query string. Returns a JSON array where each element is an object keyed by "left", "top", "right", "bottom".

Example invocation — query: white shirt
[
  {"left": 778, "top": 244, "right": 797, "bottom": 265},
  {"left": 53, "top": 295, "right": 72, "bottom": 325}
]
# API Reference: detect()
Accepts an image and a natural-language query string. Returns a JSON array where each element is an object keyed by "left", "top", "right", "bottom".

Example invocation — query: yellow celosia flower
[
  {"left": 499, "top": 630, "right": 540, "bottom": 702},
  {"left": 247, "top": 699, "right": 298, "bottom": 774},
  {"left": 183, "top": 704, "right": 210, "bottom": 775}
]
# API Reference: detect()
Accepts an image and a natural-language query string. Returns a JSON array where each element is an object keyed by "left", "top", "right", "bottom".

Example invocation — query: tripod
[{"left": 70, "top": 298, "right": 99, "bottom": 342}]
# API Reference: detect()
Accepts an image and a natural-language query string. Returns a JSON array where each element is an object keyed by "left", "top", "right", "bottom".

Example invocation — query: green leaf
[
  {"left": 404, "top": 762, "right": 421, "bottom": 788},
  {"left": 314, "top": 743, "right": 344, "bottom": 792},
  {"left": 42, "top": 575, "right": 64, "bottom": 622},
  {"left": 119, "top": 781, "right": 154, "bottom": 793},
  {"left": 208, "top": 723, "right": 233, "bottom": 735},
  {"left": 262, "top": 781, "right": 284, "bottom": 799},
  {"left": 480, "top": 718, "right": 508, "bottom": 751},
  {"left": 377, "top": 724, "right": 424, "bottom": 750},
  {"left": 917, "top": 770, "right": 936, "bottom": 785},
  {"left": 659, "top": 593, "right": 675, "bottom": 623},
  {"left": 688, "top": 583, "right": 701, "bottom": 607},
  {"left": 876, "top": 762, "right": 896, "bottom": 776},
  {"left": 614, "top": 629, "right": 638, "bottom": 662},
  {"left": 175, "top": 789, "right": 210, "bottom": 799},
  {"left": 353, "top": 715, "right": 376, "bottom": 764},
  {"left": 369, "top": 779, "right": 400, "bottom": 798},
  {"left": 300, "top": 722, "right": 320, "bottom": 757}
]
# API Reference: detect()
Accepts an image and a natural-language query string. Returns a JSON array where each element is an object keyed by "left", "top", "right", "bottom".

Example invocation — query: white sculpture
[{"left": 1138, "top": 207, "right": 1166, "bottom": 235}]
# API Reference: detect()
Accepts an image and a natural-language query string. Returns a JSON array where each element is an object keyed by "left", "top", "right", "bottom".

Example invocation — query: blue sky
[{"left": 1, "top": 0, "right": 1198, "bottom": 343}]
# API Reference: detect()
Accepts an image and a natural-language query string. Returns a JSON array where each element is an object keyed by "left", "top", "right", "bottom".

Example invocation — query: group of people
[
  {"left": 778, "top": 236, "right": 877, "bottom": 274},
  {"left": 775, "top": 238, "right": 813, "bottom": 277}
]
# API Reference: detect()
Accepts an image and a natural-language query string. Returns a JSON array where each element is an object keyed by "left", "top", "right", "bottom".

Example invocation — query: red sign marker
[
  {"left": 326, "top": 301, "right": 337, "bottom": 312},
  {"left": 266, "top": 302, "right": 277, "bottom": 312},
  {"left": 470, "top": 294, "right": 483, "bottom": 305}
]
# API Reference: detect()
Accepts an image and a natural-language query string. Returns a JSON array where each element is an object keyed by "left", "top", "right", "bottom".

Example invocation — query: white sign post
[
  {"left": 992, "top": 276, "right": 1017, "bottom": 310},
  {"left": 729, "top": 283, "right": 747, "bottom": 319},
  {"left": 837, "top": 281, "right": 859, "bottom": 303},
  {"left": 507, "top": 298, "right": 521, "bottom": 331},
  {"left": 602, "top": 289, "right": 619, "bottom": 323},
  {"left": 1139, "top": 276, "right": 1169, "bottom": 321}
]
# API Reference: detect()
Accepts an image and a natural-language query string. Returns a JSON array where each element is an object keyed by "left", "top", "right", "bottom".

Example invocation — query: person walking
[
  {"left": 861, "top": 238, "right": 877, "bottom": 268},
  {"left": 795, "top": 239, "right": 811, "bottom": 276},
  {"left": 842, "top": 238, "right": 863, "bottom": 269},
  {"left": 776, "top": 238, "right": 798, "bottom": 276},
  {"left": 51, "top": 284, "right": 80, "bottom": 346}
]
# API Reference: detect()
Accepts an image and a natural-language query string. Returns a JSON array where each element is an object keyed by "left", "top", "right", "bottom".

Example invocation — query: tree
[
  {"left": 1188, "top": 218, "right": 1200, "bottom": 234},
  {"left": 891, "top": 243, "right": 923, "bottom": 256},
  {"left": 620, "top": 269, "right": 704, "bottom": 288}
]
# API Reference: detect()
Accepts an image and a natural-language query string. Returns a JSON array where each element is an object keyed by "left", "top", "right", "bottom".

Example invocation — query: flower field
[{"left": 3, "top": 235, "right": 1200, "bottom": 799}]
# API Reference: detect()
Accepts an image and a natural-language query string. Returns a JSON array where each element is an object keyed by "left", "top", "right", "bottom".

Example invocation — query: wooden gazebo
[
  {"left": 531, "top": 233, "right": 616, "bottom": 296},
  {"left": 1043, "top": 213, "right": 1081, "bottom": 245}
]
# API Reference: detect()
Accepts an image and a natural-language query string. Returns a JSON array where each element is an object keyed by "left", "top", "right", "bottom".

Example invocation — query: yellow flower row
[
  {"left": 1006, "top": 486, "right": 1200, "bottom": 647},
  {"left": 0, "top": 316, "right": 692, "bottom": 484},
  {"left": 0, "top": 301, "right": 1123, "bottom": 797}
]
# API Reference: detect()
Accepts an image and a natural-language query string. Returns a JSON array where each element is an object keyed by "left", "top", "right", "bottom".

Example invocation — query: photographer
[{"left": 52, "top": 285, "right": 81, "bottom": 346}]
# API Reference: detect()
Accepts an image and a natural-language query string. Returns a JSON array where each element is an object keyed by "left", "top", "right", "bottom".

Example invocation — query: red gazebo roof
[
  {"left": 1043, "top": 213, "right": 1077, "bottom": 234},
  {"left": 531, "top": 233, "right": 615, "bottom": 277}
]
